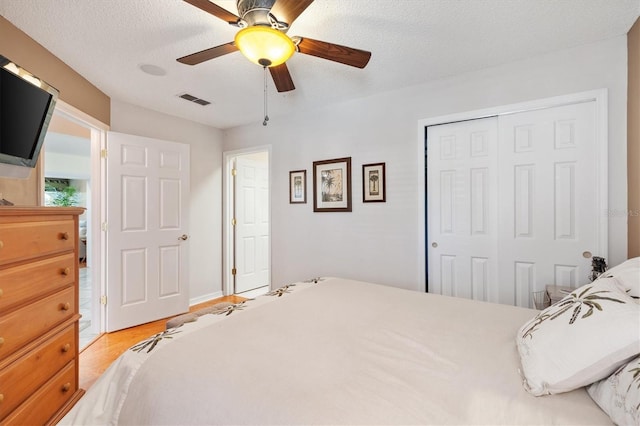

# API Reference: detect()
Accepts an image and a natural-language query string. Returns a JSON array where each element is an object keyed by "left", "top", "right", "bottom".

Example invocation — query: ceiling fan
[{"left": 177, "top": 0, "right": 372, "bottom": 93}]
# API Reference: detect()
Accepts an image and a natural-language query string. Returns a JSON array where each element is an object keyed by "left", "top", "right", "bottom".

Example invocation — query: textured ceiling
[{"left": 0, "top": 0, "right": 638, "bottom": 130}]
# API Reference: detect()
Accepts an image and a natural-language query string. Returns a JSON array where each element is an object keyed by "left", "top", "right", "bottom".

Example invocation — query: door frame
[
  {"left": 417, "top": 89, "right": 609, "bottom": 292},
  {"left": 222, "top": 145, "right": 272, "bottom": 296},
  {"left": 46, "top": 99, "right": 109, "bottom": 335}
]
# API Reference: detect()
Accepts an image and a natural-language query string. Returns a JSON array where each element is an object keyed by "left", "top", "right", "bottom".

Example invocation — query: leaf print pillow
[
  {"left": 588, "top": 355, "right": 640, "bottom": 426},
  {"left": 516, "top": 277, "right": 640, "bottom": 396},
  {"left": 600, "top": 257, "right": 640, "bottom": 302}
]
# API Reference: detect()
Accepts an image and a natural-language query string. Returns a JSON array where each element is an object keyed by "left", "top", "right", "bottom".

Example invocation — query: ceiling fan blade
[
  {"left": 271, "top": 0, "right": 314, "bottom": 27},
  {"left": 177, "top": 42, "right": 238, "bottom": 65},
  {"left": 269, "top": 63, "right": 295, "bottom": 92},
  {"left": 183, "top": 0, "right": 239, "bottom": 24},
  {"left": 296, "top": 37, "right": 371, "bottom": 69}
]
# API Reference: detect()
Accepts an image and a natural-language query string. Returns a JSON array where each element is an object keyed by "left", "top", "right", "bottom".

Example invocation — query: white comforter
[{"left": 61, "top": 277, "right": 611, "bottom": 425}]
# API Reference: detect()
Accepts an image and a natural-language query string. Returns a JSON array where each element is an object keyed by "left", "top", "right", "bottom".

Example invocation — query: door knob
[{"left": 179, "top": 234, "right": 189, "bottom": 241}]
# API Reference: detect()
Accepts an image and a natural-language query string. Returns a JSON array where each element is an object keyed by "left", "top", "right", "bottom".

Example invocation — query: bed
[{"left": 61, "top": 275, "right": 640, "bottom": 425}]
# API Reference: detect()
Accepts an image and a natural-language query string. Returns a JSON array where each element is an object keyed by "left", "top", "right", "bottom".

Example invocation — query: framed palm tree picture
[
  {"left": 313, "top": 157, "right": 352, "bottom": 212},
  {"left": 289, "top": 170, "right": 307, "bottom": 203},
  {"left": 363, "top": 162, "right": 386, "bottom": 202}
]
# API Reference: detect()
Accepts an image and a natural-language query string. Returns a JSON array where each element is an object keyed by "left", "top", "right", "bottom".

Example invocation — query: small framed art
[
  {"left": 313, "top": 157, "right": 352, "bottom": 212},
  {"left": 289, "top": 170, "right": 306, "bottom": 203},
  {"left": 362, "top": 162, "right": 386, "bottom": 202}
]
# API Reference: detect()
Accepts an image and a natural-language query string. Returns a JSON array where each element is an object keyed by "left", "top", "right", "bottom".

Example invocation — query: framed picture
[
  {"left": 313, "top": 157, "right": 352, "bottom": 212},
  {"left": 289, "top": 170, "right": 306, "bottom": 204},
  {"left": 362, "top": 162, "right": 386, "bottom": 202}
]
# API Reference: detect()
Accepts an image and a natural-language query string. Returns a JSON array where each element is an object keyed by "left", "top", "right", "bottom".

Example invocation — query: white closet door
[
  {"left": 497, "top": 101, "right": 598, "bottom": 308},
  {"left": 427, "top": 100, "right": 603, "bottom": 308},
  {"left": 427, "top": 117, "right": 499, "bottom": 302}
]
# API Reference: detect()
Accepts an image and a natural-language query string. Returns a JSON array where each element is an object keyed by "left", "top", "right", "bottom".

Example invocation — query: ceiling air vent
[{"left": 179, "top": 93, "right": 211, "bottom": 106}]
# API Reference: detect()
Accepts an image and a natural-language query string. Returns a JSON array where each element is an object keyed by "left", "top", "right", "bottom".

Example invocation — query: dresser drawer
[
  {"left": 0, "top": 287, "right": 75, "bottom": 359},
  {"left": 0, "top": 360, "right": 76, "bottom": 426},
  {"left": 0, "top": 253, "right": 75, "bottom": 312},
  {"left": 0, "top": 219, "right": 76, "bottom": 266},
  {"left": 0, "top": 325, "right": 75, "bottom": 419}
]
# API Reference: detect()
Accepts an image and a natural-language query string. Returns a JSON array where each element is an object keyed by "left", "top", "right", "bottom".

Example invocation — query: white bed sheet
[{"left": 61, "top": 277, "right": 611, "bottom": 425}]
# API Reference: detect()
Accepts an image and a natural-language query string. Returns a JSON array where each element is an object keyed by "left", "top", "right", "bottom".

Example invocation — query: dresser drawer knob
[
  {"left": 0, "top": 337, "right": 4, "bottom": 346},
  {"left": 60, "top": 232, "right": 70, "bottom": 240},
  {"left": 62, "top": 267, "right": 71, "bottom": 276},
  {"left": 0, "top": 240, "right": 3, "bottom": 249},
  {"left": 61, "top": 383, "right": 71, "bottom": 393},
  {"left": 60, "top": 302, "right": 71, "bottom": 311},
  {"left": 0, "top": 393, "right": 3, "bottom": 403},
  {"left": 61, "top": 343, "right": 71, "bottom": 353},
  {"left": 0, "top": 288, "right": 3, "bottom": 297}
]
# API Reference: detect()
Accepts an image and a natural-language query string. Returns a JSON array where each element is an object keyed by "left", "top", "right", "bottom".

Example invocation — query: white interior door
[
  {"left": 427, "top": 117, "right": 499, "bottom": 302},
  {"left": 427, "top": 100, "right": 603, "bottom": 308},
  {"left": 106, "top": 132, "right": 190, "bottom": 331},
  {"left": 234, "top": 156, "right": 270, "bottom": 294},
  {"left": 497, "top": 101, "right": 598, "bottom": 307}
]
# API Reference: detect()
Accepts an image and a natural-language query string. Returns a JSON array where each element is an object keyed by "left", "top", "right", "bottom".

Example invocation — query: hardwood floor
[{"left": 79, "top": 295, "right": 246, "bottom": 390}]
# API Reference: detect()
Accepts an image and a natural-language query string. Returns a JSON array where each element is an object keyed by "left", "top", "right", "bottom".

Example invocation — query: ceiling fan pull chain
[{"left": 263, "top": 66, "right": 269, "bottom": 126}]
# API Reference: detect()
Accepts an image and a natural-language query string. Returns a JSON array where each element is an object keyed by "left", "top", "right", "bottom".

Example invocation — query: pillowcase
[
  {"left": 600, "top": 257, "right": 640, "bottom": 301},
  {"left": 588, "top": 355, "right": 640, "bottom": 426},
  {"left": 516, "top": 277, "right": 640, "bottom": 396}
]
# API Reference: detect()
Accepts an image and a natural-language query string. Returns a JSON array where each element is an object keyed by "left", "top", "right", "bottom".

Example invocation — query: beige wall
[
  {"left": 0, "top": 16, "right": 110, "bottom": 206},
  {"left": 629, "top": 18, "right": 640, "bottom": 257},
  {"left": 48, "top": 114, "right": 92, "bottom": 139}
]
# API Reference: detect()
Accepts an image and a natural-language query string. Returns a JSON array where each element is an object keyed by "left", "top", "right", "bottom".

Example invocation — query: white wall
[
  {"left": 44, "top": 151, "right": 91, "bottom": 179},
  {"left": 110, "top": 99, "right": 224, "bottom": 304},
  {"left": 223, "top": 36, "right": 628, "bottom": 292}
]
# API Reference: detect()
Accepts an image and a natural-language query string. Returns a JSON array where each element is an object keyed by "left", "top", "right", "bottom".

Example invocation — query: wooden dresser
[{"left": 0, "top": 207, "right": 85, "bottom": 425}]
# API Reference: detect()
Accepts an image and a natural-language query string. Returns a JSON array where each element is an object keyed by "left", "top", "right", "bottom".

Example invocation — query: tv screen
[{"left": 0, "top": 55, "right": 59, "bottom": 170}]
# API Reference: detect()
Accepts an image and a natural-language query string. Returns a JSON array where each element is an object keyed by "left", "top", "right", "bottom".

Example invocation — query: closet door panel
[
  {"left": 497, "top": 101, "right": 598, "bottom": 308},
  {"left": 426, "top": 117, "right": 499, "bottom": 302}
]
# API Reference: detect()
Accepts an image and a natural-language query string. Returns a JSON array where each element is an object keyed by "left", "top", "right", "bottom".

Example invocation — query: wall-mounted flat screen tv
[{"left": 0, "top": 54, "right": 59, "bottom": 178}]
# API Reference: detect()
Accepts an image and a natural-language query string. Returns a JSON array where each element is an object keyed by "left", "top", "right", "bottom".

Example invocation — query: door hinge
[
  {"left": 100, "top": 295, "right": 107, "bottom": 305},
  {"left": 231, "top": 218, "right": 237, "bottom": 226},
  {"left": 101, "top": 149, "right": 108, "bottom": 158},
  {"left": 231, "top": 268, "right": 237, "bottom": 276},
  {"left": 231, "top": 168, "right": 237, "bottom": 176},
  {"left": 101, "top": 222, "right": 108, "bottom": 231}
]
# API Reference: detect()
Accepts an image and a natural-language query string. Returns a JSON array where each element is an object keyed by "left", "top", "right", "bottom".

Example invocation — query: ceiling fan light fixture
[{"left": 234, "top": 26, "right": 295, "bottom": 67}]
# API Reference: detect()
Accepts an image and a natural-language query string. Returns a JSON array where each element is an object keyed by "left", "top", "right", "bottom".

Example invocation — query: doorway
[
  {"left": 223, "top": 147, "right": 271, "bottom": 298},
  {"left": 43, "top": 101, "right": 107, "bottom": 349}
]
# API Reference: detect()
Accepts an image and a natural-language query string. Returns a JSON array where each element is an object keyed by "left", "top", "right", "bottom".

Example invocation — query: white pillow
[
  {"left": 516, "top": 277, "right": 640, "bottom": 396},
  {"left": 588, "top": 355, "right": 640, "bottom": 426},
  {"left": 601, "top": 257, "right": 640, "bottom": 301}
]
